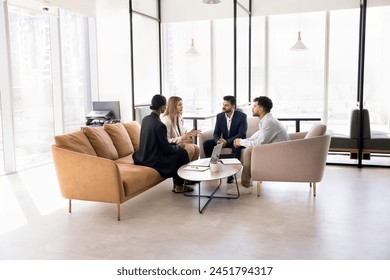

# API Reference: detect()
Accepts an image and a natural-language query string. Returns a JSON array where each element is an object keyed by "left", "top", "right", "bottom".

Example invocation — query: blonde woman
[{"left": 161, "top": 96, "right": 200, "bottom": 162}]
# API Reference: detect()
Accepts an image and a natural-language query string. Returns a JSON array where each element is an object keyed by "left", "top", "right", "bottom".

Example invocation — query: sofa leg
[
  {"left": 117, "top": 204, "right": 120, "bottom": 221},
  {"left": 257, "top": 181, "right": 261, "bottom": 197},
  {"left": 313, "top": 182, "right": 316, "bottom": 197},
  {"left": 309, "top": 182, "right": 312, "bottom": 188},
  {"left": 69, "top": 199, "right": 72, "bottom": 213}
]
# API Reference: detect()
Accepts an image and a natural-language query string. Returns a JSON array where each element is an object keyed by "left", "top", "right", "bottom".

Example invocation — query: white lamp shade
[
  {"left": 202, "top": 0, "right": 221, "bottom": 4},
  {"left": 290, "top": 31, "right": 308, "bottom": 51},
  {"left": 185, "top": 38, "right": 200, "bottom": 56}
]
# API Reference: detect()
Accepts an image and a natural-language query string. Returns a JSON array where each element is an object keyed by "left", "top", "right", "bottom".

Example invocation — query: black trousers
[
  {"left": 203, "top": 139, "right": 243, "bottom": 160},
  {"left": 172, "top": 148, "right": 189, "bottom": 185}
]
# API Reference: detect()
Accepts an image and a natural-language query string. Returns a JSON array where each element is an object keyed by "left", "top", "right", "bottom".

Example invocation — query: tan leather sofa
[{"left": 51, "top": 122, "right": 164, "bottom": 221}]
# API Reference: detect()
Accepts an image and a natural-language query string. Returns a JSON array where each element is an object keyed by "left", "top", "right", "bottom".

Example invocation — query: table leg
[
  {"left": 193, "top": 119, "right": 198, "bottom": 144},
  {"left": 183, "top": 175, "right": 240, "bottom": 213},
  {"left": 295, "top": 120, "right": 300, "bottom": 132}
]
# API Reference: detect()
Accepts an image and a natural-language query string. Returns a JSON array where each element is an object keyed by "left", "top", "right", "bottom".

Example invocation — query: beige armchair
[{"left": 250, "top": 124, "right": 330, "bottom": 197}]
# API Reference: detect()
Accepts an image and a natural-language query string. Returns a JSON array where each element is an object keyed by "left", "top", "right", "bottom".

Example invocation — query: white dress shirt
[{"left": 240, "top": 113, "right": 289, "bottom": 147}]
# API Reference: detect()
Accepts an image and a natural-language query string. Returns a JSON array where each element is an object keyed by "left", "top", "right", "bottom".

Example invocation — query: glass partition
[
  {"left": 60, "top": 9, "right": 92, "bottom": 133},
  {"left": 133, "top": 12, "right": 160, "bottom": 105},
  {"left": 268, "top": 12, "right": 326, "bottom": 133},
  {"left": 327, "top": 9, "right": 359, "bottom": 135},
  {"left": 8, "top": 6, "right": 54, "bottom": 170},
  {"left": 364, "top": 6, "right": 390, "bottom": 133}
]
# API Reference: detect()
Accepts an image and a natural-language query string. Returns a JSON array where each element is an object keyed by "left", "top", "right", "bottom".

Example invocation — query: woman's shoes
[{"left": 172, "top": 184, "right": 194, "bottom": 193}]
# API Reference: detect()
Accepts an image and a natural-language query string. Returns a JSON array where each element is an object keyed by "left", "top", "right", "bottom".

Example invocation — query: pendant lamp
[
  {"left": 290, "top": 1, "right": 308, "bottom": 51},
  {"left": 202, "top": 0, "right": 221, "bottom": 4},
  {"left": 186, "top": 0, "right": 200, "bottom": 56},
  {"left": 186, "top": 38, "right": 200, "bottom": 55}
]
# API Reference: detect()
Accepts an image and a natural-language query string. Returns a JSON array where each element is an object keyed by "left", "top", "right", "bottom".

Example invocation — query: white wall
[
  {"left": 7, "top": 0, "right": 96, "bottom": 16},
  {"left": 95, "top": 0, "right": 133, "bottom": 122}
]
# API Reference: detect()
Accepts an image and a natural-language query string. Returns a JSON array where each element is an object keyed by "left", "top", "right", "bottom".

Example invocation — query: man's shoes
[
  {"left": 227, "top": 184, "right": 252, "bottom": 195},
  {"left": 227, "top": 176, "right": 234, "bottom": 184}
]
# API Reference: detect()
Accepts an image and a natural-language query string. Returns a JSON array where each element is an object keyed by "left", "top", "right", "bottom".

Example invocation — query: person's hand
[
  {"left": 217, "top": 137, "right": 227, "bottom": 147},
  {"left": 233, "top": 138, "right": 241, "bottom": 147}
]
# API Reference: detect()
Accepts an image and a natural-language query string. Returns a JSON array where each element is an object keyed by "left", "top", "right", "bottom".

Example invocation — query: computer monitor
[{"left": 92, "top": 101, "right": 121, "bottom": 121}]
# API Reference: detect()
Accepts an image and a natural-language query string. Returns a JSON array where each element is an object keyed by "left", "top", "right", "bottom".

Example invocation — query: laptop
[{"left": 189, "top": 143, "right": 223, "bottom": 167}]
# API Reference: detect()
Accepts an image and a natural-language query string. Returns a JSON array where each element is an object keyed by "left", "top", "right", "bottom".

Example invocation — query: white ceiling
[{"left": 5, "top": 0, "right": 390, "bottom": 20}]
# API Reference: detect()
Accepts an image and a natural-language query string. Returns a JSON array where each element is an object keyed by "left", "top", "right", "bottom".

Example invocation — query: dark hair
[
  {"left": 150, "top": 94, "right": 167, "bottom": 110},
  {"left": 223, "top": 95, "right": 236, "bottom": 107},
  {"left": 253, "top": 96, "right": 273, "bottom": 113}
]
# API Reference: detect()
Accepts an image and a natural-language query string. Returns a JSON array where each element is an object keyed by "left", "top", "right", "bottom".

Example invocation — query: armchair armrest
[
  {"left": 198, "top": 129, "right": 213, "bottom": 158},
  {"left": 51, "top": 145, "right": 124, "bottom": 204}
]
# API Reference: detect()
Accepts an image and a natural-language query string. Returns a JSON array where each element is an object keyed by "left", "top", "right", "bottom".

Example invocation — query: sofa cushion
[
  {"left": 305, "top": 124, "right": 327, "bottom": 139},
  {"left": 116, "top": 164, "right": 163, "bottom": 197},
  {"left": 123, "top": 122, "right": 141, "bottom": 151},
  {"left": 104, "top": 123, "right": 134, "bottom": 157},
  {"left": 82, "top": 127, "right": 118, "bottom": 159},
  {"left": 54, "top": 130, "right": 97, "bottom": 156}
]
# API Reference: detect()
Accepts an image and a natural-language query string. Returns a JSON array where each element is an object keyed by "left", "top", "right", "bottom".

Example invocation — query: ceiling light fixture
[
  {"left": 185, "top": 38, "right": 200, "bottom": 55},
  {"left": 202, "top": 0, "right": 221, "bottom": 4},
  {"left": 290, "top": 0, "right": 308, "bottom": 51},
  {"left": 186, "top": 0, "right": 200, "bottom": 56}
]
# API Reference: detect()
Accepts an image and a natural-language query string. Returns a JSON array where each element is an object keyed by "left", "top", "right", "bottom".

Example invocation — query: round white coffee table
[{"left": 178, "top": 159, "right": 242, "bottom": 213}]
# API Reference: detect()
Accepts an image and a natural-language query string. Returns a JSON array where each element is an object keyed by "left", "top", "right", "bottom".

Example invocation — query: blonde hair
[{"left": 163, "top": 96, "right": 182, "bottom": 125}]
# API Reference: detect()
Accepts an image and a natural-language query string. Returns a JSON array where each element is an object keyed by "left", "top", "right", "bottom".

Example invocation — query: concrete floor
[{"left": 0, "top": 163, "right": 389, "bottom": 260}]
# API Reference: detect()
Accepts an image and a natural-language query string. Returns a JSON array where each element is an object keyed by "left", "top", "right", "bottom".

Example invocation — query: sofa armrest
[
  {"left": 51, "top": 145, "right": 125, "bottom": 204},
  {"left": 251, "top": 135, "right": 330, "bottom": 183},
  {"left": 198, "top": 129, "right": 214, "bottom": 158}
]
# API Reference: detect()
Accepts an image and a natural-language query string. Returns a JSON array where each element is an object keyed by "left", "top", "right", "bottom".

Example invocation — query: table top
[
  {"left": 178, "top": 160, "right": 242, "bottom": 182},
  {"left": 277, "top": 117, "right": 321, "bottom": 121},
  {"left": 182, "top": 113, "right": 216, "bottom": 120}
]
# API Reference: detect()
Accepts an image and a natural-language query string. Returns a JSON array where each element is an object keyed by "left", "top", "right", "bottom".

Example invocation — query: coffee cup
[{"left": 209, "top": 162, "right": 221, "bottom": 173}]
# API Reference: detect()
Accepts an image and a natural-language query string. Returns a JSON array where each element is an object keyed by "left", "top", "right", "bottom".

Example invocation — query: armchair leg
[
  {"left": 117, "top": 203, "right": 121, "bottom": 221},
  {"left": 257, "top": 181, "right": 261, "bottom": 197},
  {"left": 310, "top": 182, "right": 312, "bottom": 188},
  {"left": 313, "top": 182, "right": 316, "bottom": 197},
  {"left": 68, "top": 199, "right": 72, "bottom": 213}
]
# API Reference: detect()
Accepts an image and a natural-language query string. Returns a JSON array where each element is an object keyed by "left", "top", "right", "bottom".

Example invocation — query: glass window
[
  {"left": 251, "top": 16, "right": 266, "bottom": 100},
  {"left": 133, "top": 13, "right": 160, "bottom": 105},
  {"left": 214, "top": 18, "right": 234, "bottom": 108},
  {"left": 327, "top": 9, "right": 359, "bottom": 135},
  {"left": 0, "top": 92, "right": 3, "bottom": 175},
  {"left": 163, "top": 20, "right": 211, "bottom": 113},
  {"left": 364, "top": 6, "right": 390, "bottom": 134},
  {"left": 8, "top": 6, "right": 54, "bottom": 170},
  {"left": 236, "top": 9, "right": 250, "bottom": 106},
  {"left": 60, "top": 9, "right": 91, "bottom": 133},
  {"left": 268, "top": 12, "right": 326, "bottom": 132}
]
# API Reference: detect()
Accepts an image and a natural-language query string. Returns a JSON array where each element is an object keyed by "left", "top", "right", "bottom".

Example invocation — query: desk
[
  {"left": 277, "top": 117, "right": 321, "bottom": 132},
  {"left": 183, "top": 113, "right": 216, "bottom": 144},
  {"left": 178, "top": 160, "right": 242, "bottom": 213}
]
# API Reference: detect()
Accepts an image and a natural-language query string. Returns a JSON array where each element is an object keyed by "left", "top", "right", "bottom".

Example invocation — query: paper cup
[{"left": 209, "top": 163, "right": 221, "bottom": 173}]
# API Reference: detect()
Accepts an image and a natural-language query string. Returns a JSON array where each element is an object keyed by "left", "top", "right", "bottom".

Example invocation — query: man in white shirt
[{"left": 227, "top": 96, "right": 289, "bottom": 195}]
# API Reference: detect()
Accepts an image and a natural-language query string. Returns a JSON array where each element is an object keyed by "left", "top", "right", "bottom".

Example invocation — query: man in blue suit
[{"left": 203, "top": 95, "right": 247, "bottom": 183}]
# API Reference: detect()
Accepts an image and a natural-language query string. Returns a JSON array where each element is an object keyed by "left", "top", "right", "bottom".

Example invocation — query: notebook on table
[{"left": 188, "top": 143, "right": 223, "bottom": 167}]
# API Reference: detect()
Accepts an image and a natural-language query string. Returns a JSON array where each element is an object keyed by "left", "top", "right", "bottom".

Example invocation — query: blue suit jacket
[{"left": 213, "top": 110, "right": 247, "bottom": 147}]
